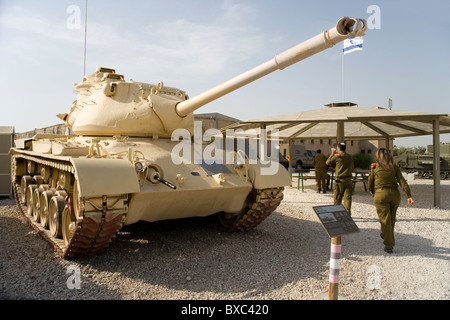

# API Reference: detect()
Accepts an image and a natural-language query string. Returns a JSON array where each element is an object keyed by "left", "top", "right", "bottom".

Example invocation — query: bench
[
  {"left": 352, "top": 170, "right": 369, "bottom": 192},
  {"left": 295, "top": 169, "right": 369, "bottom": 193},
  {"left": 296, "top": 169, "right": 333, "bottom": 192}
]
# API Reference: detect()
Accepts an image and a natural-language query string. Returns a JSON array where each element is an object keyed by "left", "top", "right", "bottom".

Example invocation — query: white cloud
[
  {"left": 1, "top": 2, "right": 271, "bottom": 76},
  {"left": 95, "top": 6, "right": 266, "bottom": 77},
  {"left": 0, "top": 2, "right": 275, "bottom": 131},
  {"left": 0, "top": 5, "right": 82, "bottom": 43}
]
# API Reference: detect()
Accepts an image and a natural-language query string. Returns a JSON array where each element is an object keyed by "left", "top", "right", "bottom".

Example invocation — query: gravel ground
[{"left": 0, "top": 177, "right": 449, "bottom": 301}]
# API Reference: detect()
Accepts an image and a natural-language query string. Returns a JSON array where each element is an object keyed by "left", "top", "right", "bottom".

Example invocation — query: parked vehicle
[
  {"left": 280, "top": 144, "right": 317, "bottom": 170},
  {"left": 395, "top": 143, "right": 450, "bottom": 179}
]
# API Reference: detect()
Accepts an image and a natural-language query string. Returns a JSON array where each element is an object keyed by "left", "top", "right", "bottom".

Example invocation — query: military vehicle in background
[
  {"left": 395, "top": 143, "right": 450, "bottom": 179},
  {"left": 292, "top": 146, "right": 317, "bottom": 170},
  {"left": 10, "top": 17, "right": 367, "bottom": 258}
]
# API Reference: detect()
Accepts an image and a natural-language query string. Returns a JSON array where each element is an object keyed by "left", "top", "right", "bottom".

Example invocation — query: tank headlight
[{"left": 134, "top": 161, "right": 144, "bottom": 172}]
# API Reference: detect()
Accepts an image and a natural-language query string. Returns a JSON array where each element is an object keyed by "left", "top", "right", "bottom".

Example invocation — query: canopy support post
[
  {"left": 432, "top": 119, "right": 440, "bottom": 208},
  {"left": 288, "top": 139, "right": 293, "bottom": 181},
  {"left": 337, "top": 121, "right": 344, "bottom": 144}
]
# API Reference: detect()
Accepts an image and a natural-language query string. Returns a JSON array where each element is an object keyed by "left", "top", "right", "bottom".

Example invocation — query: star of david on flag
[{"left": 343, "top": 36, "right": 364, "bottom": 55}]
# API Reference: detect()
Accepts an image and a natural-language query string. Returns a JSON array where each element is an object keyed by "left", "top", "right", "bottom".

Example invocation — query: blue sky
[{"left": 1, "top": 0, "right": 449, "bottom": 147}]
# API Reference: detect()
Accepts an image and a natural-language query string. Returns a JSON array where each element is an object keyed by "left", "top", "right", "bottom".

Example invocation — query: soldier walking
[
  {"left": 326, "top": 143, "right": 354, "bottom": 215},
  {"left": 368, "top": 148, "right": 414, "bottom": 254},
  {"left": 313, "top": 149, "right": 327, "bottom": 193}
]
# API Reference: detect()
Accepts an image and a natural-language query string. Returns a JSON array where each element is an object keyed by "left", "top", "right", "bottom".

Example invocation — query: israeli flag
[{"left": 343, "top": 36, "right": 364, "bottom": 55}]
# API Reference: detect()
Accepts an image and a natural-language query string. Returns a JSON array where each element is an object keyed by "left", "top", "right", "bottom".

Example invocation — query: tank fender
[
  {"left": 71, "top": 158, "right": 140, "bottom": 197},
  {"left": 246, "top": 161, "right": 291, "bottom": 189}
]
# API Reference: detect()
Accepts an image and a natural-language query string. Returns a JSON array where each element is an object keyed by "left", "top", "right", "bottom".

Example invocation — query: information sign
[{"left": 312, "top": 204, "right": 359, "bottom": 238}]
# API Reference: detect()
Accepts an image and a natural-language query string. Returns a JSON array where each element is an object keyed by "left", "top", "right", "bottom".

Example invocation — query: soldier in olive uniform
[
  {"left": 326, "top": 143, "right": 354, "bottom": 215},
  {"left": 313, "top": 149, "right": 327, "bottom": 193},
  {"left": 368, "top": 148, "right": 414, "bottom": 254}
]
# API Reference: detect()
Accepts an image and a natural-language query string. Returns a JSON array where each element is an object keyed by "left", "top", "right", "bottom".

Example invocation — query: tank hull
[{"left": 67, "top": 137, "right": 256, "bottom": 224}]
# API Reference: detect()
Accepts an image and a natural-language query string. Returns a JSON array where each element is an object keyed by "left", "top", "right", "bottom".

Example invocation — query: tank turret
[{"left": 60, "top": 17, "right": 366, "bottom": 138}]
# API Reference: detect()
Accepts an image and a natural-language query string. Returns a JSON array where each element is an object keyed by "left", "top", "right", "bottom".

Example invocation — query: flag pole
[
  {"left": 83, "top": 0, "right": 88, "bottom": 76},
  {"left": 342, "top": 42, "right": 345, "bottom": 102}
]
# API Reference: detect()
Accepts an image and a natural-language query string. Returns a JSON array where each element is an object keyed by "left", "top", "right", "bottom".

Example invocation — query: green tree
[
  {"left": 393, "top": 145, "right": 426, "bottom": 157},
  {"left": 352, "top": 153, "right": 372, "bottom": 169}
]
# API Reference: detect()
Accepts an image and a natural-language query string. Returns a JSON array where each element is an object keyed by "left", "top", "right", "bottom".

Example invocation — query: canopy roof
[{"left": 226, "top": 103, "right": 450, "bottom": 140}]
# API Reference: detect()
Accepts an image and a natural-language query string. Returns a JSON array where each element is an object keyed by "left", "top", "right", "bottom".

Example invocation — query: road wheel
[
  {"left": 62, "top": 204, "right": 76, "bottom": 246},
  {"left": 49, "top": 195, "right": 66, "bottom": 238},
  {"left": 20, "top": 175, "right": 32, "bottom": 204},
  {"left": 25, "top": 184, "right": 37, "bottom": 216},
  {"left": 39, "top": 189, "right": 54, "bottom": 229}
]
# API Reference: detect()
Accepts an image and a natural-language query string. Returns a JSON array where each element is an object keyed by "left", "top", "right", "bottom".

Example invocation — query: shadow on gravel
[
  {"left": 75, "top": 208, "right": 448, "bottom": 298},
  {"left": 0, "top": 197, "right": 16, "bottom": 206},
  {"left": 339, "top": 217, "right": 450, "bottom": 261},
  {"left": 0, "top": 211, "right": 120, "bottom": 300},
  {"left": 74, "top": 212, "right": 333, "bottom": 297},
  {"left": 345, "top": 193, "right": 450, "bottom": 261}
]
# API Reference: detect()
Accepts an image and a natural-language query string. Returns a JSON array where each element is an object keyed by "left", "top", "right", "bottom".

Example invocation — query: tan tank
[{"left": 10, "top": 17, "right": 366, "bottom": 258}]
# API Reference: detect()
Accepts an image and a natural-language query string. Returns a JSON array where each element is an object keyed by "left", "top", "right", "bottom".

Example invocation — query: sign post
[
  {"left": 328, "top": 236, "right": 341, "bottom": 300},
  {"left": 312, "top": 204, "right": 359, "bottom": 300}
]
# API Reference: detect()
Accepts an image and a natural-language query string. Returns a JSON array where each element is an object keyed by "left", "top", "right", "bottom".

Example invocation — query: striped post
[{"left": 328, "top": 236, "right": 342, "bottom": 300}]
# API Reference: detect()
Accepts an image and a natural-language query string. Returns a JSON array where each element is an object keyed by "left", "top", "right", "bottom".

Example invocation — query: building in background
[{"left": 0, "top": 126, "right": 14, "bottom": 197}]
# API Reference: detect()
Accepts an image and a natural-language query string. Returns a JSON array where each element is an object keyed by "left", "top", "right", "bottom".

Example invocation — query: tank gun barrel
[{"left": 175, "top": 17, "right": 366, "bottom": 117}]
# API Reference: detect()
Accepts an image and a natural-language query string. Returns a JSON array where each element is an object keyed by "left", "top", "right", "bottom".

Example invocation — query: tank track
[
  {"left": 217, "top": 187, "right": 284, "bottom": 232},
  {"left": 12, "top": 154, "right": 127, "bottom": 259},
  {"left": 416, "top": 170, "right": 449, "bottom": 180}
]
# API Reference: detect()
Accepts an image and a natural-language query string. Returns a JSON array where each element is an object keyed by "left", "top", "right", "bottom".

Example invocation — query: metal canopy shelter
[{"left": 226, "top": 103, "right": 450, "bottom": 207}]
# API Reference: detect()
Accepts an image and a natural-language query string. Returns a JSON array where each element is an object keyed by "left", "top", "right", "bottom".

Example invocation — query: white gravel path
[{"left": 0, "top": 177, "right": 449, "bottom": 300}]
